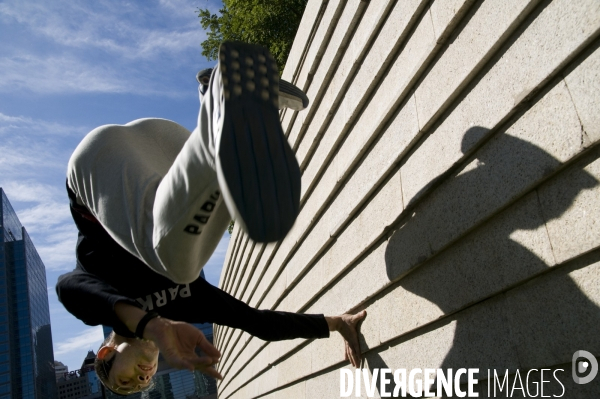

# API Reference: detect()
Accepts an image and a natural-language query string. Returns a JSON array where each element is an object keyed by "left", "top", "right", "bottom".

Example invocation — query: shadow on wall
[{"left": 366, "top": 126, "right": 600, "bottom": 395}]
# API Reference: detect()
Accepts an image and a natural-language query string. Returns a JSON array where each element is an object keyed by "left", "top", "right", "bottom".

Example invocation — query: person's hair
[{"left": 94, "top": 332, "right": 155, "bottom": 396}]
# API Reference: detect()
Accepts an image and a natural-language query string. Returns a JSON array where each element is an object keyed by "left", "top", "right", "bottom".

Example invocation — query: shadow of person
[{"left": 381, "top": 127, "right": 600, "bottom": 396}]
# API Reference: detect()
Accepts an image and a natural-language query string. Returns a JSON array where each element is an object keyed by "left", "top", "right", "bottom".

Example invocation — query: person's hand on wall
[{"left": 327, "top": 310, "right": 367, "bottom": 368}]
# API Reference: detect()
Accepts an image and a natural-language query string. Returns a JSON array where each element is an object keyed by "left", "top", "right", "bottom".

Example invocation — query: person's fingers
[
  {"left": 344, "top": 342, "right": 349, "bottom": 362},
  {"left": 187, "top": 355, "right": 213, "bottom": 369},
  {"left": 196, "top": 334, "right": 222, "bottom": 359},
  {"left": 345, "top": 341, "right": 356, "bottom": 368},
  {"left": 350, "top": 338, "right": 361, "bottom": 366},
  {"left": 348, "top": 349, "right": 354, "bottom": 368},
  {"left": 350, "top": 335, "right": 362, "bottom": 368},
  {"left": 349, "top": 345, "right": 358, "bottom": 368},
  {"left": 196, "top": 364, "right": 223, "bottom": 380}
]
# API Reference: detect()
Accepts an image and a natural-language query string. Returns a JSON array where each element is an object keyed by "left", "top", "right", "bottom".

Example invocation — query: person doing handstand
[{"left": 56, "top": 42, "right": 366, "bottom": 395}]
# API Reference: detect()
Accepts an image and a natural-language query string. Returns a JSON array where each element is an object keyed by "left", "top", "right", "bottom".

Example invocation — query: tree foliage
[{"left": 198, "top": 0, "right": 308, "bottom": 72}]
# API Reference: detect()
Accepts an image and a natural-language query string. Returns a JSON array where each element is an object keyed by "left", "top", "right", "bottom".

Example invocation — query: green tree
[{"left": 197, "top": 0, "right": 308, "bottom": 72}]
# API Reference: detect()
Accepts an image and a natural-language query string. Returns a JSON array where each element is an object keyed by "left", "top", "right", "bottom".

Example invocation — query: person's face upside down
[{"left": 98, "top": 338, "right": 159, "bottom": 394}]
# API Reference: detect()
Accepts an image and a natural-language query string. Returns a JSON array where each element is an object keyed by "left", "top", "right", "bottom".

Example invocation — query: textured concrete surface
[
  {"left": 306, "top": 241, "right": 388, "bottom": 318},
  {"left": 219, "top": 229, "right": 241, "bottom": 292},
  {"left": 384, "top": 191, "right": 555, "bottom": 341},
  {"left": 305, "top": 169, "right": 402, "bottom": 300},
  {"left": 223, "top": 235, "right": 246, "bottom": 292},
  {"left": 295, "top": 0, "right": 366, "bottom": 144},
  {"left": 299, "top": 0, "right": 426, "bottom": 195},
  {"left": 335, "top": 13, "right": 434, "bottom": 179},
  {"left": 286, "top": 0, "right": 366, "bottom": 152},
  {"left": 402, "top": 0, "right": 600, "bottom": 204},
  {"left": 277, "top": 254, "right": 323, "bottom": 312},
  {"left": 216, "top": 0, "right": 600, "bottom": 397},
  {"left": 429, "top": 0, "right": 476, "bottom": 43},
  {"left": 331, "top": 94, "right": 416, "bottom": 230},
  {"left": 246, "top": 243, "right": 280, "bottom": 307},
  {"left": 218, "top": 332, "right": 251, "bottom": 382},
  {"left": 374, "top": 295, "right": 520, "bottom": 383},
  {"left": 225, "top": 177, "right": 590, "bottom": 395},
  {"left": 233, "top": 242, "right": 262, "bottom": 299},
  {"left": 275, "top": 167, "right": 402, "bottom": 313},
  {"left": 240, "top": 242, "right": 274, "bottom": 304},
  {"left": 282, "top": 214, "right": 332, "bottom": 292},
  {"left": 278, "top": 344, "right": 313, "bottom": 387},
  {"left": 226, "top": 237, "right": 251, "bottom": 294},
  {"left": 218, "top": 225, "right": 240, "bottom": 289},
  {"left": 538, "top": 152, "right": 600, "bottom": 263},
  {"left": 309, "top": 331, "right": 346, "bottom": 374},
  {"left": 393, "top": 79, "right": 583, "bottom": 278},
  {"left": 282, "top": 0, "right": 327, "bottom": 83},
  {"left": 565, "top": 45, "right": 600, "bottom": 145},
  {"left": 260, "top": 380, "right": 305, "bottom": 399},
  {"left": 259, "top": 269, "right": 287, "bottom": 310},
  {"left": 415, "top": 0, "right": 539, "bottom": 129},
  {"left": 293, "top": 0, "right": 344, "bottom": 94},
  {"left": 505, "top": 258, "right": 600, "bottom": 369}
]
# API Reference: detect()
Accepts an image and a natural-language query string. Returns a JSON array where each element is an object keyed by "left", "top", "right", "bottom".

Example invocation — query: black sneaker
[
  {"left": 278, "top": 79, "right": 309, "bottom": 110},
  {"left": 196, "top": 68, "right": 213, "bottom": 95},
  {"left": 196, "top": 69, "right": 309, "bottom": 110},
  {"left": 215, "top": 41, "right": 301, "bottom": 243}
]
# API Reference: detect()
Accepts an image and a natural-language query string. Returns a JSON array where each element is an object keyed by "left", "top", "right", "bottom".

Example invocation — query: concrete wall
[{"left": 214, "top": 0, "right": 600, "bottom": 397}]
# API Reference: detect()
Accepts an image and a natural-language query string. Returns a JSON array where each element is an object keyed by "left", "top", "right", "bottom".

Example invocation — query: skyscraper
[
  {"left": 56, "top": 351, "right": 102, "bottom": 399},
  {"left": 0, "top": 188, "right": 57, "bottom": 399}
]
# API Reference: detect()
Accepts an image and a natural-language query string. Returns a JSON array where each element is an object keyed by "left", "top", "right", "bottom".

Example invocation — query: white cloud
[
  {"left": 0, "top": 0, "right": 204, "bottom": 60},
  {"left": 135, "top": 30, "right": 204, "bottom": 59},
  {"left": 29, "top": 228, "right": 77, "bottom": 272},
  {"left": 0, "top": 112, "right": 84, "bottom": 181},
  {"left": 0, "top": 180, "right": 63, "bottom": 202},
  {"left": 18, "top": 201, "right": 71, "bottom": 230},
  {"left": 54, "top": 326, "right": 104, "bottom": 356},
  {"left": 0, "top": 111, "right": 88, "bottom": 137},
  {"left": 0, "top": 144, "right": 64, "bottom": 172},
  {"left": 0, "top": 50, "right": 197, "bottom": 96},
  {"left": 0, "top": 0, "right": 210, "bottom": 96},
  {"left": 1, "top": 180, "right": 77, "bottom": 271},
  {"left": 18, "top": 205, "right": 76, "bottom": 272},
  {"left": 0, "top": 54, "right": 137, "bottom": 95}
]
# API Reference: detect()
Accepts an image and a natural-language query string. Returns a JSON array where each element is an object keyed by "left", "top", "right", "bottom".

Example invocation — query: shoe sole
[
  {"left": 216, "top": 41, "right": 301, "bottom": 243},
  {"left": 279, "top": 79, "right": 309, "bottom": 110}
]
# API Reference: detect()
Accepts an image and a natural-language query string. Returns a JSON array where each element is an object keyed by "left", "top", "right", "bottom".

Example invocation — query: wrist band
[{"left": 135, "top": 311, "right": 160, "bottom": 339}]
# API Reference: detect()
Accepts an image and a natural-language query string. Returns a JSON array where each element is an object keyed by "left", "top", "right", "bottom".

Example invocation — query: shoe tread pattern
[{"left": 217, "top": 41, "right": 300, "bottom": 242}]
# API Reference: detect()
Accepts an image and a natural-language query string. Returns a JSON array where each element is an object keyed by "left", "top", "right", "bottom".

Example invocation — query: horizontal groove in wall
[
  {"left": 289, "top": 0, "right": 369, "bottom": 155},
  {"left": 214, "top": 31, "right": 600, "bottom": 390},
  {"left": 239, "top": 0, "right": 530, "bottom": 333},
  {"left": 222, "top": 241, "right": 600, "bottom": 398},
  {"left": 216, "top": 1, "right": 600, "bottom": 396}
]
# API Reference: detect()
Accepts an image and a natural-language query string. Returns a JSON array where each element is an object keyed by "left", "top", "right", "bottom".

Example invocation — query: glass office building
[{"left": 0, "top": 189, "right": 57, "bottom": 399}]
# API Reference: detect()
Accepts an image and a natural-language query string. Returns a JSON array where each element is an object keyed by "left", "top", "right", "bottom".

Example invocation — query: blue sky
[{"left": 0, "top": 0, "right": 229, "bottom": 372}]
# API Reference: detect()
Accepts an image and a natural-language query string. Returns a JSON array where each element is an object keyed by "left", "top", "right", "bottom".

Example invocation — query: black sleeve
[{"left": 56, "top": 268, "right": 140, "bottom": 338}]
